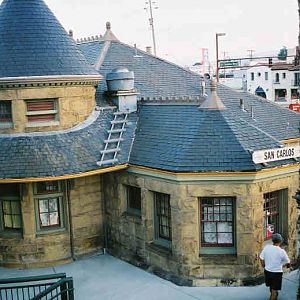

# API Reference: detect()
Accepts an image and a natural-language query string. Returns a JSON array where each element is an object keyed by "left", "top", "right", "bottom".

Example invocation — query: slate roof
[
  {"left": 0, "top": 0, "right": 98, "bottom": 78},
  {"left": 78, "top": 41, "right": 202, "bottom": 103},
  {"left": 0, "top": 14, "right": 299, "bottom": 178},
  {"left": 78, "top": 39, "right": 300, "bottom": 173},
  {"left": 0, "top": 111, "right": 137, "bottom": 179},
  {"left": 129, "top": 105, "right": 294, "bottom": 172}
]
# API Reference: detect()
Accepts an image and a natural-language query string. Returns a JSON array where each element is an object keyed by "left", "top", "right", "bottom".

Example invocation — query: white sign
[{"left": 252, "top": 146, "right": 300, "bottom": 164}]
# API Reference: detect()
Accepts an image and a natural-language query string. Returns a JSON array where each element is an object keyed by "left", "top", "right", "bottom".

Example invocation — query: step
[
  {"left": 104, "top": 138, "right": 124, "bottom": 143},
  {"left": 100, "top": 148, "right": 121, "bottom": 154},
  {"left": 107, "top": 129, "right": 126, "bottom": 134},
  {"left": 97, "top": 159, "right": 118, "bottom": 166},
  {"left": 111, "top": 120, "right": 128, "bottom": 124}
]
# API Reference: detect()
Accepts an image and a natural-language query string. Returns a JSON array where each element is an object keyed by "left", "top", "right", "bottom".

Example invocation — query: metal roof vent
[
  {"left": 106, "top": 67, "right": 134, "bottom": 92},
  {"left": 199, "top": 79, "right": 226, "bottom": 110}
]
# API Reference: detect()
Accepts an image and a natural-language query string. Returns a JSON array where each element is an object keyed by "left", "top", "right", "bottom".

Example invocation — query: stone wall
[
  {"left": 0, "top": 175, "right": 104, "bottom": 268},
  {"left": 104, "top": 168, "right": 298, "bottom": 286},
  {"left": 70, "top": 176, "right": 104, "bottom": 258},
  {"left": 0, "top": 85, "right": 96, "bottom": 134}
]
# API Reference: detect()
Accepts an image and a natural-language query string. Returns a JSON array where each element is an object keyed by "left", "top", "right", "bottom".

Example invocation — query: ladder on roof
[{"left": 97, "top": 111, "right": 129, "bottom": 166}]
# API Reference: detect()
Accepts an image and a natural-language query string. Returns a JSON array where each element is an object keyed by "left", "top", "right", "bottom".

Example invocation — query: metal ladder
[{"left": 97, "top": 111, "right": 129, "bottom": 166}]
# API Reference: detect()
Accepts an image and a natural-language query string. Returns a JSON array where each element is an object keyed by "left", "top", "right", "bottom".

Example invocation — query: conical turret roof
[{"left": 0, "top": 0, "right": 99, "bottom": 78}]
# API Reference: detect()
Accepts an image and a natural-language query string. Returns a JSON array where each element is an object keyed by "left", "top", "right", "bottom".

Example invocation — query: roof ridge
[
  {"left": 92, "top": 39, "right": 204, "bottom": 79},
  {"left": 76, "top": 35, "right": 103, "bottom": 44},
  {"left": 95, "top": 41, "right": 111, "bottom": 71},
  {"left": 223, "top": 109, "right": 282, "bottom": 151}
]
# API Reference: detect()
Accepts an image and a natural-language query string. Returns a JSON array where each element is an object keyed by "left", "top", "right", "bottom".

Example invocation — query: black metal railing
[{"left": 0, "top": 273, "right": 74, "bottom": 300}]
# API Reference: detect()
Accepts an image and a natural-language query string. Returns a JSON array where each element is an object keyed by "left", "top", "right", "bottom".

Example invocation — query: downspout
[
  {"left": 66, "top": 180, "right": 75, "bottom": 260},
  {"left": 101, "top": 174, "right": 108, "bottom": 254}
]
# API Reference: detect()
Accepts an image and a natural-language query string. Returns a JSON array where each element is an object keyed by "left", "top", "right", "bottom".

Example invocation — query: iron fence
[{"left": 0, "top": 273, "right": 74, "bottom": 300}]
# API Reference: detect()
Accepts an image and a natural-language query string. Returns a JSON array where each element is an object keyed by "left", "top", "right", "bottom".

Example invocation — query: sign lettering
[{"left": 252, "top": 146, "right": 300, "bottom": 164}]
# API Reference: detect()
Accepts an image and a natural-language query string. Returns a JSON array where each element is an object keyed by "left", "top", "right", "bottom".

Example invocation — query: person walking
[{"left": 259, "top": 233, "right": 291, "bottom": 300}]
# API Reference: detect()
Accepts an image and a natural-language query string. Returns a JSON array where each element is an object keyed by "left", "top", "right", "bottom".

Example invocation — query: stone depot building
[{"left": 0, "top": 0, "right": 300, "bottom": 286}]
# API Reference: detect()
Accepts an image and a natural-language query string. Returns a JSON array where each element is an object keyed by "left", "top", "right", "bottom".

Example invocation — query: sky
[{"left": 19, "top": 0, "right": 300, "bottom": 67}]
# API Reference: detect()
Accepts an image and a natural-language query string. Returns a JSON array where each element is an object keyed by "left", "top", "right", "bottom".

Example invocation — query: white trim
[
  {"left": 26, "top": 121, "right": 60, "bottom": 128},
  {"left": 0, "top": 74, "right": 102, "bottom": 84},
  {"left": 26, "top": 110, "right": 57, "bottom": 116},
  {"left": 127, "top": 165, "right": 300, "bottom": 183}
]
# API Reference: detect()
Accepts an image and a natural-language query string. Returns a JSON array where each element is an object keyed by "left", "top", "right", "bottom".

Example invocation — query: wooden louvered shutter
[{"left": 26, "top": 100, "right": 57, "bottom": 122}]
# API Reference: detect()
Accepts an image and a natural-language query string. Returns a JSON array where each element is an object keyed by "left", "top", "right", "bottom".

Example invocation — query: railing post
[
  {"left": 61, "top": 281, "right": 68, "bottom": 300},
  {"left": 68, "top": 279, "right": 74, "bottom": 300}
]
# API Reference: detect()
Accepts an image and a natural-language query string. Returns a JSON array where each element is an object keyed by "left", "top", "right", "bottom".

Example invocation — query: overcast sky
[{"left": 20, "top": 0, "right": 300, "bottom": 66}]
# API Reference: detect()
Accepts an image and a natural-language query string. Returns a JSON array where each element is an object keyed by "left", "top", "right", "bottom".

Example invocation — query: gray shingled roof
[
  {"left": 0, "top": 24, "right": 299, "bottom": 178},
  {"left": 0, "top": 0, "right": 98, "bottom": 78},
  {"left": 78, "top": 41, "right": 202, "bottom": 103},
  {"left": 129, "top": 105, "right": 294, "bottom": 172},
  {"left": 78, "top": 40, "right": 300, "bottom": 172},
  {"left": 0, "top": 111, "right": 136, "bottom": 179}
]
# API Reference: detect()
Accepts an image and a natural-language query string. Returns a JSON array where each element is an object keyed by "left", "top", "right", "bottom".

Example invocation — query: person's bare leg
[{"left": 270, "top": 289, "right": 278, "bottom": 300}]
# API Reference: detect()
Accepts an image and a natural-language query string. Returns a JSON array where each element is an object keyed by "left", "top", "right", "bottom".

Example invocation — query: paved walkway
[{"left": 0, "top": 254, "right": 298, "bottom": 300}]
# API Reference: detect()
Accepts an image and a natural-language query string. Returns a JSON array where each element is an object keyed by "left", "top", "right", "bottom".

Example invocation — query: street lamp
[{"left": 216, "top": 33, "right": 226, "bottom": 82}]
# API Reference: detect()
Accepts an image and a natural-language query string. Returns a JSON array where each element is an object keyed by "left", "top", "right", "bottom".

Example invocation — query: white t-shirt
[{"left": 259, "top": 245, "right": 290, "bottom": 272}]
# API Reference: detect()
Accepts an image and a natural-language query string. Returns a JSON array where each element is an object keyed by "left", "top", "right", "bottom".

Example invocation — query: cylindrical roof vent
[{"left": 106, "top": 67, "right": 134, "bottom": 92}]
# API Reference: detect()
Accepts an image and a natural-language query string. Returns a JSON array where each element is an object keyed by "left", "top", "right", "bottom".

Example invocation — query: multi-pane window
[
  {"left": 264, "top": 191, "right": 280, "bottom": 239},
  {"left": 0, "top": 101, "right": 12, "bottom": 123},
  {"left": 200, "top": 197, "right": 234, "bottom": 247},
  {"left": 34, "top": 181, "right": 64, "bottom": 231},
  {"left": 126, "top": 185, "right": 141, "bottom": 215},
  {"left": 26, "top": 99, "right": 58, "bottom": 123},
  {"left": 0, "top": 184, "right": 21, "bottom": 232},
  {"left": 154, "top": 192, "right": 172, "bottom": 242},
  {"left": 38, "top": 198, "right": 60, "bottom": 228}
]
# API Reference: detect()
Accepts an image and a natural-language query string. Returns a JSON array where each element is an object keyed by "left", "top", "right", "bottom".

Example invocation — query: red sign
[{"left": 289, "top": 103, "right": 300, "bottom": 113}]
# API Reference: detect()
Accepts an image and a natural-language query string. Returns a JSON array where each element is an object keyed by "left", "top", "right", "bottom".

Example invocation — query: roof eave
[{"left": 0, "top": 74, "right": 103, "bottom": 88}]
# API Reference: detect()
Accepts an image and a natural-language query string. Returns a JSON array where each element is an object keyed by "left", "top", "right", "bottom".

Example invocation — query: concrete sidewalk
[{"left": 0, "top": 254, "right": 298, "bottom": 300}]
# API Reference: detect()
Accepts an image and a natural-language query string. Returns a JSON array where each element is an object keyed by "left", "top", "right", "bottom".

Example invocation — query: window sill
[
  {"left": 201, "top": 253, "right": 238, "bottom": 265},
  {"left": 26, "top": 121, "right": 59, "bottom": 128},
  {"left": 122, "top": 211, "right": 142, "bottom": 223},
  {"left": 0, "top": 122, "right": 13, "bottom": 128},
  {"left": 200, "top": 247, "right": 236, "bottom": 255},
  {"left": 36, "top": 227, "right": 67, "bottom": 236},
  {"left": 146, "top": 242, "right": 172, "bottom": 257},
  {"left": 0, "top": 230, "right": 22, "bottom": 238}
]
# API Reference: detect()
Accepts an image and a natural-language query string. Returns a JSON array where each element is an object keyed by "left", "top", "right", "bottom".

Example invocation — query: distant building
[{"left": 247, "top": 62, "right": 299, "bottom": 107}]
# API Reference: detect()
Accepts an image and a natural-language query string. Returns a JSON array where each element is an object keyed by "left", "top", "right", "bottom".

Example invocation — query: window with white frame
[
  {"left": 0, "top": 101, "right": 12, "bottom": 123},
  {"left": 126, "top": 185, "right": 141, "bottom": 216},
  {"left": 0, "top": 184, "right": 22, "bottom": 233},
  {"left": 200, "top": 197, "right": 235, "bottom": 254},
  {"left": 154, "top": 192, "right": 172, "bottom": 247},
  {"left": 34, "top": 181, "right": 65, "bottom": 232},
  {"left": 26, "top": 99, "right": 58, "bottom": 124}
]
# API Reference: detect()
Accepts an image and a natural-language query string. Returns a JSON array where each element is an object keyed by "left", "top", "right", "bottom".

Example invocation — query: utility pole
[
  {"left": 144, "top": 1, "right": 158, "bottom": 56},
  {"left": 216, "top": 33, "right": 226, "bottom": 82},
  {"left": 247, "top": 49, "right": 255, "bottom": 60}
]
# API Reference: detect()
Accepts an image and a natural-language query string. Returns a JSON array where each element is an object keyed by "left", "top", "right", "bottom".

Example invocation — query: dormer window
[
  {"left": 0, "top": 101, "right": 12, "bottom": 123},
  {"left": 26, "top": 99, "right": 59, "bottom": 126}
]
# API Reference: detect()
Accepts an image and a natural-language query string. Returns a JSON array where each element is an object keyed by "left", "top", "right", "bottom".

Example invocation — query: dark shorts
[{"left": 264, "top": 270, "right": 283, "bottom": 291}]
